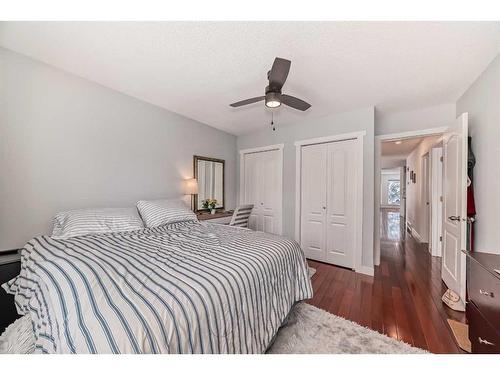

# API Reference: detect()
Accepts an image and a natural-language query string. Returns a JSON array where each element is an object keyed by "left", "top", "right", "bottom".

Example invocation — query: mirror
[{"left": 193, "top": 155, "right": 225, "bottom": 211}]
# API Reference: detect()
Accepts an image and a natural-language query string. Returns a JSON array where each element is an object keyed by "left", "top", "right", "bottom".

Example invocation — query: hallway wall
[{"left": 405, "top": 136, "right": 442, "bottom": 243}]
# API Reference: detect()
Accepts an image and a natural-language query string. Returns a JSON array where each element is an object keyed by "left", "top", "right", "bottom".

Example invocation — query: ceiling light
[
  {"left": 265, "top": 91, "right": 281, "bottom": 108},
  {"left": 395, "top": 140, "right": 402, "bottom": 145}
]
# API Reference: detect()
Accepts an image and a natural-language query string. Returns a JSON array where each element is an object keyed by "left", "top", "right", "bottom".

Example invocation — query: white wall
[
  {"left": 237, "top": 107, "right": 375, "bottom": 270},
  {"left": 380, "top": 169, "right": 400, "bottom": 207},
  {"left": 456, "top": 53, "right": 500, "bottom": 255},
  {"left": 375, "top": 103, "right": 456, "bottom": 136},
  {"left": 381, "top": 155, "right": 405, "bottom": 169},
  {"left": 0, "top": 47, "right": 237, "bottom": 251},
  {"left": 405, "top": 136, "right": 441, "bottom": 242}
]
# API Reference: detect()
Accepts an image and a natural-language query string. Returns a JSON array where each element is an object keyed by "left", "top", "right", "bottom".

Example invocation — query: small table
[{"left": 196, "top": 211, "right": 234, "bottom": 225}]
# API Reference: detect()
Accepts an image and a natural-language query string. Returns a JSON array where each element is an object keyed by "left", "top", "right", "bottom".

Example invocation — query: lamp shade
[{"left": 184, "top": 178, "right": 198, "bottom": 195}]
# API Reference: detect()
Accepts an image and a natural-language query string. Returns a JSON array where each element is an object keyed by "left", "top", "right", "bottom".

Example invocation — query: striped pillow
[
  {"left": 136, "top": 199, "right": 197, "bottom": 228},
  {"left": 52, "top": 207, "right": 144, "bottom": 239}
]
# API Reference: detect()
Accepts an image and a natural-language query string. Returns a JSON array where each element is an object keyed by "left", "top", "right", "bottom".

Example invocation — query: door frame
[
  {"left": 374, "top": 126, "right": 448, "bottom": 266},
  {"left": 429, "top": 146, "right": 443, "bottom": 257},
  {"left": 239, "top": 143, "right": 284, "bottom": 235},
  {"left": 421, "top": 152, "right": 431, "bottom": 243},
  {"left": 294, "top": 131, "right": 365, "bottom": 274}
]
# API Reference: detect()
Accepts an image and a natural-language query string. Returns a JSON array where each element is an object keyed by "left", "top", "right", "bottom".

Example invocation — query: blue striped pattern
[
  {"left": 3, "top": 221, "right": 313, "bottom": 353},
  {"left": 136, "top": 199, "right": 197, "bottom": 228},
  {"left": 52, "top": 208, "right": 144, "bottom": 239}
]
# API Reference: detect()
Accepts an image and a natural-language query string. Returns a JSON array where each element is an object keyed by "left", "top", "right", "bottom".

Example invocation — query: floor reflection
[
  {"left": 387, "top": 212, "right": 400, "bottom": 240},
  {"left": 381, "top": 209, "right": 402, "bottom": 241}
]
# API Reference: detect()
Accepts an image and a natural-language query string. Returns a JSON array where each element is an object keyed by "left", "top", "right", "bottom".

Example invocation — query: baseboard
[
  {"left": 411, "top": 228, "right": 423, "bottom": 243},
  {"left": 357, "top": 266, "right": 374, "bottom": 276}
]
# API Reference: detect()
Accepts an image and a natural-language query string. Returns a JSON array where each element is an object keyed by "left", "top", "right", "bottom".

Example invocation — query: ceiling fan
[{"left": 229, "top": 57, "right": 311, "bottom": 111}]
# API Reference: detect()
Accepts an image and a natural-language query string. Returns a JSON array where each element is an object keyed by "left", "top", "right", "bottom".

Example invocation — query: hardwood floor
[{"left": 306, "top": 208, "right": 466, "bottom": 353}]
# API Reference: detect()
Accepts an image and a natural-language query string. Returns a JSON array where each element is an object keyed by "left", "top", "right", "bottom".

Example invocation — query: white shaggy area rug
[{"left": 268, "top": 303, "right": 427, "bottom": 354}]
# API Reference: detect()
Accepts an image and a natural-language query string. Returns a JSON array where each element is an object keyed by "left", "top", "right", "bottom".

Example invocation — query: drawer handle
[
  {"left": 478, "top": 337, "right": 496, "bottom": 346},
  {"left": 479, "top": 289, "right": 495, "bottom": 297}
]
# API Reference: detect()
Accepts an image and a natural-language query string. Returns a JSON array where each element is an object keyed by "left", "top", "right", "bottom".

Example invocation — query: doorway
[
  {"left": 378, "top": 133, "right": 443, "bottom": 249},
  {"left": 374, "top": 114, "right": 469, "bottom": 304}
]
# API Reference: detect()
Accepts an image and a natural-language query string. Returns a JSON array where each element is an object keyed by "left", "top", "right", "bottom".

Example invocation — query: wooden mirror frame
[{"left": 193, "top": 155, "right": 225, "bottom": 212}]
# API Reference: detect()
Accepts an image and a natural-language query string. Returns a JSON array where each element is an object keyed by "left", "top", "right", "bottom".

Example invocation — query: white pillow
[
  {"left": 136, "top": 199, "right": 197, "bottom": 228},
  {"left": 51, "top": 207, "right": 144, "bottom": 239}
]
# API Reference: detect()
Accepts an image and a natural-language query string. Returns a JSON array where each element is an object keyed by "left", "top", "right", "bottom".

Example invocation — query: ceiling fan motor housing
[{"left": 265, "top": 85, "right": 282, "bottom": 108}]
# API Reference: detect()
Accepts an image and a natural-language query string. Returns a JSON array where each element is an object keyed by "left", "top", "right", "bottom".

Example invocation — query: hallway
[{"left": 307, "top": 208, "right": 465, "bottom": 353}]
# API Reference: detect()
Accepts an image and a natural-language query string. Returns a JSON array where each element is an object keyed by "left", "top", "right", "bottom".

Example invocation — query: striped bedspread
[{"left": 3, "top": 221, "right": 312, "bottom": 354}]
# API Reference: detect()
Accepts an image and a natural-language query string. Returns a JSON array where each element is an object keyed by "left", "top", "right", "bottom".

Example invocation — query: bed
[{"left": 3, "top": 220, "right": 313, "bottom": 354}]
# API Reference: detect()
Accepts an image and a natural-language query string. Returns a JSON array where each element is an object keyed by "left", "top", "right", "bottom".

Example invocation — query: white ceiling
[
  {"left": 381, "top": 135, "right": 442, "bottom": 157},
  {"left": 1, "top": 22, "right": 499, "bottom": 136}
]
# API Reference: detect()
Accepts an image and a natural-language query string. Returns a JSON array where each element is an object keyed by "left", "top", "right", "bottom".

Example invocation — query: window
[{"left": 388, "top": 180, "right": 401, "bottom": 205}]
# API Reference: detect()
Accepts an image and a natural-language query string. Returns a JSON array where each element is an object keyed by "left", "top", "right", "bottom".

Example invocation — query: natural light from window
[{"left": 388, "top": 180, "right": 400, "bottom": 205}]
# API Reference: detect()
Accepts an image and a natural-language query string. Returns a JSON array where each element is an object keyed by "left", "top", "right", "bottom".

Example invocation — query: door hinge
[
  {"left": 439, "top": 236, "right": 442, "bottom": 242},
  {"left": 440, "top": 156, "right": 443, "bottom": 162},
  {"left": 440, "top": 196, "right": 443, "bottom": 202}
]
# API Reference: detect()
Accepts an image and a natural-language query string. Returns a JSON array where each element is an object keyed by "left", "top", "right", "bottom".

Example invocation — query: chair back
[{"left": 229, "top": 204, "right": 254, "bottom": 228}]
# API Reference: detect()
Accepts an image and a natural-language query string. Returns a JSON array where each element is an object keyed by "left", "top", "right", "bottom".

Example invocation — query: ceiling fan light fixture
[{"left": 265, "top": 92, "right": 281, "bottom": 108}]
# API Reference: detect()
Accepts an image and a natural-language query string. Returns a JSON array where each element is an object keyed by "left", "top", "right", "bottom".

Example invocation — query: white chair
[{"left": 229, "top": 204, "right": 254, "bottom": 228}]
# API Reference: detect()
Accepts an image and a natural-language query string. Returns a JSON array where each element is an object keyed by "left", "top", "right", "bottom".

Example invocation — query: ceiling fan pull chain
[{"left": 271, "top": 111, "right": 276, "bottom": 131}]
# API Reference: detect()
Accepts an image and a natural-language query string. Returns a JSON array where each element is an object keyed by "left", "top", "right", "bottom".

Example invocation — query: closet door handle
[
  {"left": 448, "top": 215, "right": 461, "bottom": 221},
  {"left": 322, "top": 206, "right": 326, "bottom": 210}
]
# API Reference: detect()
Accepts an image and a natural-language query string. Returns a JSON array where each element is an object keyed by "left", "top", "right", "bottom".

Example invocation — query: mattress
[{"left": 2, "top": 221, "right": 312, "bottom": 354}]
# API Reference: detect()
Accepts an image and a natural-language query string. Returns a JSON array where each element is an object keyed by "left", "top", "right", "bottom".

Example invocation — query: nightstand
[
  {"left": 196, "top": 210, "right": 234, "bottom": 225},
  {"left": 0, "top": 250, "right": 21, "bottom": 333}
]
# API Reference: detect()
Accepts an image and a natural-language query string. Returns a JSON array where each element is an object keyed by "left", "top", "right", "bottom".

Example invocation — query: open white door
[{"left": 441, "top": 113, "right": 468, "bottom": 303}]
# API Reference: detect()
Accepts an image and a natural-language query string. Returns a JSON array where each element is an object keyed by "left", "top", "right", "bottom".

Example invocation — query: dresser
[
  {"left": 466, "top": 251, "right": 500, "bottom": 353},
  {"left": 0, "top": 251, "right": 21, "bottom": 333},
  {"left": 196, "top": 210, "right": 234, "bottom": 225}
]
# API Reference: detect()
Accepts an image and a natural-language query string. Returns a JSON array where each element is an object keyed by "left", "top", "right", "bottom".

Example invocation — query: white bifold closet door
[
  {"left": 242, "top": 149, "right": 281, "bottom": 235},
  {"left": 300, "top": 139, "right": 356, "bottom": 268}
]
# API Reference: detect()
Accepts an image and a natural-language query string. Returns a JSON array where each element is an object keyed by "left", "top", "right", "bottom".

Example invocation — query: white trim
[
  {"left": 411, "top": 227, "right": 423, "bottom": 243},
  {"left": 381, "top": 204, "right": 400, "bottom": 209},
  {"left": 374, "top": 126, "right": 447, "bottom": 266},
  {"left": 375, "top": 126, "right": 448, "bottom": 142},
  {"left": 358, "top": 266, "right": 374, "bottom": 277},
  {"left": 429, "top": 147, "right": 443, "bottom": 257},
  {"left": 239, "top": 143, "right": 284, "bottom": 155},
  {"left": 239, "top": 144, "right": 283, "bottom": 235},
  {"left": 293, "top": 131, "right": 366, "bottom": 147},
  {"left": 295, "top": 131, "right": 365, "bottom": 273}
]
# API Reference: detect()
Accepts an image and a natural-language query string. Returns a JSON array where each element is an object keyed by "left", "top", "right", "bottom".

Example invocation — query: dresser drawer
[
  {"left": 468, "top": 258, "right": 500, "bottom": 332},
  {"left": 467, "top": 302, "right": 500, "bottom": 354}
]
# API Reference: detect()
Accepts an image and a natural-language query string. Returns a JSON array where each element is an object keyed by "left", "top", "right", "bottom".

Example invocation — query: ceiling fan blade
[
  {"left": 229, "top": 96, "right": 265, "bottom": 107},
  {"left": 268, "top": 57, "right": 291, "bottom": 89},
  {"left": 281, "top": 94, "right": 311, "bottom": 111}
]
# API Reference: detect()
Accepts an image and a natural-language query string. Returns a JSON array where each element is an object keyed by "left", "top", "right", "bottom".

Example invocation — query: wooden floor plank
[{"left": 306, "top": 208, "right": 465, "bottom": 353}]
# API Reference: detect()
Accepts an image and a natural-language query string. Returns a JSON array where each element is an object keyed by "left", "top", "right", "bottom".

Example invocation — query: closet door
[
  {"left": 300, "top": 143, "right": 327, "bottom": 261},
  {"left": 243, "top": 150, "right": 282, "bottom": 234},
  {"left": 325, "top": 140, "right": 356, "bottom": 268},
  {"left": 260, "top": 149, "right": 281, "bottom": 234}
]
